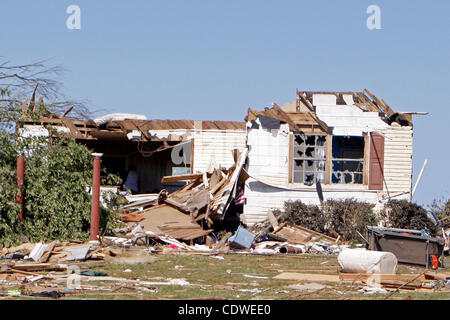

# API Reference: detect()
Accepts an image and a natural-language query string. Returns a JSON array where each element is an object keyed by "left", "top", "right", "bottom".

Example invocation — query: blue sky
[{"left": 1, "top": 0, "right": 449, "bottom": 207}]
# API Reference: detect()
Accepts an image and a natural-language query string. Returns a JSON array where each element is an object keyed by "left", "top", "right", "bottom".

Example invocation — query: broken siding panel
[
  {"left": 192, "top": 130, "right": 247, "bottom": 172},
  {"left": 315, "top": 105, "right": 388, "bottom": 136},
  {"left": 383, "top": 126, "right": 413, "bottom": 196},
  {"left": 242, "top": 178, "right": 380, "bottom": 225},
  {"left": 246, "top": 126, "right": 290, "bottom": 181}
]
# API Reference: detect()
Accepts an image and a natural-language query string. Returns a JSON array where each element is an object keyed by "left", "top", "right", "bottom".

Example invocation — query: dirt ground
[{"left": 12, "top": 251, "right": 446, "bottom": 300}]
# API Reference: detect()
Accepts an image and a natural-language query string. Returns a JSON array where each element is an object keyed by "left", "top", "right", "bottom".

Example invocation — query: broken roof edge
[
  {"left": 248, "top": 89, "right": 414, "bottom": 129},
  {"left": 245, "top": 105, "right": 331, "bottom": 134},
  {"left": 18, "top": 115, "right": 247, "bottom": 143}
]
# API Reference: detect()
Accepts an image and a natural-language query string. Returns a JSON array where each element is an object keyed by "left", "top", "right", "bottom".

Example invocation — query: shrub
[
  {"left": 0, "top": 134, "right": 122, "bottom": 246},
  {"left": 428, "top": 197, "right": 450, "bottom": 225},
  {"left": 385, "top": 199, "right": 439, "bottom": 235},
  {"left": 278, "top": 198, "right": 378, "bottom": 242}
]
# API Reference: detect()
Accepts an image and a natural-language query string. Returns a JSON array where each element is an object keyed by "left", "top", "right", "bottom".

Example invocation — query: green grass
[{"left": 60, "top": 253, "right": 450, "bottom": 300}]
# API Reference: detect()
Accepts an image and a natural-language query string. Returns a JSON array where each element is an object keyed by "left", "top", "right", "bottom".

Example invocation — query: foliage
[
  {"left": 0, "top": 58, "right": 119, "bottom": 246},
  {"left": 278, "top": 198, "right": 378, "bottom": 242},
  {"left": 385, "top": 199, "right": 439, "bottom": 235},
  {"left": 101, "top": 170, "right": 123, "bottom": 187},
  {"left": 0, "top": 126, "right": 122, "bottom": 246},
  {"left": 428, "top": 197, "right": 450, "bottom": 225}
]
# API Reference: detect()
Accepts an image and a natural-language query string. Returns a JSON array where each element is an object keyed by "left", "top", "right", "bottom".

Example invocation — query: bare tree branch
[{"left": 0, "top": 57, "right": 93, "bottom": 124}]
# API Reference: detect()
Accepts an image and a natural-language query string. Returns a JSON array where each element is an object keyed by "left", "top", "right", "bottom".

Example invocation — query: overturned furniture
[{"left": 367, "top": 226, "right": 445, "bottom": 269}]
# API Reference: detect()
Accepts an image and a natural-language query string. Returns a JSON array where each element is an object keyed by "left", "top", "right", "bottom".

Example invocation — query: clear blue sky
[{"left": 1, "top": 0, "right": 449, "bottom": 207}]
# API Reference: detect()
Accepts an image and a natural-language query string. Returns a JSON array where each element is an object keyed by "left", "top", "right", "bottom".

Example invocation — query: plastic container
[
  {"left": 367, "top": 226, "right": 445, "bottom": 268},
  {"left": 228, "top": 226, "right": 256, "bottom": 249}
]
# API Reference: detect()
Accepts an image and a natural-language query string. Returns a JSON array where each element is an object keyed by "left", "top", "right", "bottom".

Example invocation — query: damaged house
[
  {"left": 241, "top": 89, "right": 424, "bottom": 225},
  {"left": 17, "top": 88, "right": 425, "bottom": 229},
  {"left": 18, "top": 113, "right": 247, "bottom": 195}
]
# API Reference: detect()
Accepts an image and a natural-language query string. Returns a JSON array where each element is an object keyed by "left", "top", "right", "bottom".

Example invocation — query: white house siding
[
  {"left": 192, "top": 130, "right": 247, "bottom": 173},
  {"left": 246, "top": 124, "right": 290, "bottom": 183},
  {"left": 382, "top": 125, "right": 413, "bottom": 198},
  {"left": 242, "top": 180, "right": 380, "bottom": 226},
  {"left": 241, "top": 94, "right": 414, "bottom": 226},
  {"left": 315, "top": 104, "right": 388, "bottom": 136},
  {"left": 242, "top": 123, "right": 378, "bottom": 226}
]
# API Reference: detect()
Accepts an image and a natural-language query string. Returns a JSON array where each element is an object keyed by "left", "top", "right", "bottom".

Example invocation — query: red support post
[
  {"left": 90, "top": 153, "right": 103, "bottom": 241},
  {"left": 16, "top": 156, "right": 25, "bottom": 221}
]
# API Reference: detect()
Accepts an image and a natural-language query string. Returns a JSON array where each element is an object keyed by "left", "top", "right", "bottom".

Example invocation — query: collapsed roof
[{"left": 246, "top": 89, "right": 420, "bottom": 135}]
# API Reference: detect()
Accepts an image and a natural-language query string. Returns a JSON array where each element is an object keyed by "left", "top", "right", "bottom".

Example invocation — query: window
[
  {"left": 331, "top": 136, "right": 364, "bottom": 184},
  {"left": 292, "top": 134, "right": 326, "bottom": 185}
]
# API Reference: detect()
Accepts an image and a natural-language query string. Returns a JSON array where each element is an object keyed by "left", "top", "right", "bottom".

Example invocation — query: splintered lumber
[
  {"left": 273, "top": 272, "right": 340, "bottom": 283},
  {"left": 211, "top": 148, "right": 248, "bottom": 215},
  {"left": 9, "top": 263, "right": 68, "bottom": 272},
  {"left": 274, "top": 225, "right": 337, "bottom": 245},
  {"left": 161, "top": 173, "right": 206, "bottom": 183},
  {"left": 338, "top": 273, "right": 428, "bottom": 282},
  {"left": 158, "top": 226, "right": 213, "bottom": 241},
  {"left": 139, "top": 204, "right": 210, "bottom": 240},
  {"left": 424, "top": 271, "right": 450, "bottom": 281},
  {"left": 121, "top": 212, "right": 144, "bottom": 222},
  {"left": 38, "top": 240, "right": 58, "bottom": 263}
]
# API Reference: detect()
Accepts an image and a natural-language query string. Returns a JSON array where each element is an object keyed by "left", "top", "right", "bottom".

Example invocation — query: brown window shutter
[{"left": 369, "top": 132, "right": 385, "bottom": 190}]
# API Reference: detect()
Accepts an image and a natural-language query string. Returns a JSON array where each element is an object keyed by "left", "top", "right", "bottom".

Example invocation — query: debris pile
[{"left": 115, "top": 149, "right": 249, "bottom": 245}]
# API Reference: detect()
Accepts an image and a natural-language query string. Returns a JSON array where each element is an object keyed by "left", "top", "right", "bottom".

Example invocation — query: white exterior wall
[
  {"left": 242, "top": 123, "right": 383, "bottom": 225},
  {"left": 315, "top": 104, "right": 388, "bottom": 136},
  {"left": 242, "top": 180, "right": 381, "bottom": 225},
  {"left": 192, "top": 130, "right": 247, "bottom": 173},
  {"left": 383, "top": 125, "right": 413, "bottom": 197},
  {"left": 242, "top": 94, "right": 414, "bottom": 226}
]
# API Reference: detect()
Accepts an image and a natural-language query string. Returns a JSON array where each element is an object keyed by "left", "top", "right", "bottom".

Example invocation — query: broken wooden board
[
  {"left": 211, "top": 148, "right": 248, "bottom": 215},
  {"left": 8, "top": 263, "right": 68, "bottom": 272},
  {"left": 339, "top": 273, "right": 428, "bottom": 282},
  {"left": 424, "top": 271, "right": 450, "bottom": 281},
  {"left": 121, "top": 212, "right": 144, "bottom": 222},
  {"left": 139, "top": 204, "right": 210, "bottom": 239},
  {"left": 161, "top": 173, "right": 209, "bottom": 183},
  {"left": 38, "top": 240, "right": 58, "bottom": 263},
  {"left": 158, "top": 226, "right": 213, "bottom": 241},
  {"left": 274, "top": 225, "right": 337, "bottom": 245},
  {"left": 273, "top": 272, "right": 340, "bottom": 283}
]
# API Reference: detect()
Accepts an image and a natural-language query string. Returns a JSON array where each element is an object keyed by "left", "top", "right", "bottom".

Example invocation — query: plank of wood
[
  {"left": 339, "top": 273, "right": 428, "bottom": 282},
  {"left": 11, "top": 263, "right": 67, "bottom": 272},
  {"left": 424, "top": 271, "right": 450, "bottom": 281},
  {"left": 273, "top": 272, "right": 340, "bottom": 283},
  {"left": 161, "top": 173, "right": 206, "bottom": 183},
  {"left": 38, "top": 240, "right": 58, "bottom": 263}
]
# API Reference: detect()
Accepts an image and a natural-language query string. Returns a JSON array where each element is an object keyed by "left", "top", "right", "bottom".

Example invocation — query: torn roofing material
[
  {"left": 19, "top": 115, "right": 246, "bottom": 142},
  {"left": 246, "top": 105, "right": 330, "bottom": 133},
  {"left": 247, "top": 89, "right": 420, "bottom": 134}
]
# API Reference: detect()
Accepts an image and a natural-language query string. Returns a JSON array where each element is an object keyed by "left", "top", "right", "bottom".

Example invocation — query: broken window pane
[
  {"left": 331, "top": 136, "right": 364, "bottom": 184},
  {"left": 316, "top": 136, "right": 326, "bottom": 146},
  {"left": 305, "top": 147, "right": 315, "bottom": 158},
  {"left": 294, "top": 134, "right": 305, "bottom": 146},
  {"left": 306, "top": 136, "right": 315, "bottom": 146},
  {"left": 292, "top": 133, "right": 326, "bottom": 184},
  {"left": 304, "top": 172, "right": 315, "bottom": 185}
]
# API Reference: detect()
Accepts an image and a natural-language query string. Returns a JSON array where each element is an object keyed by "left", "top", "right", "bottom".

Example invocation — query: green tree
[{"left": 0, "top": 58, "right": 122, "bottom": 246}]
